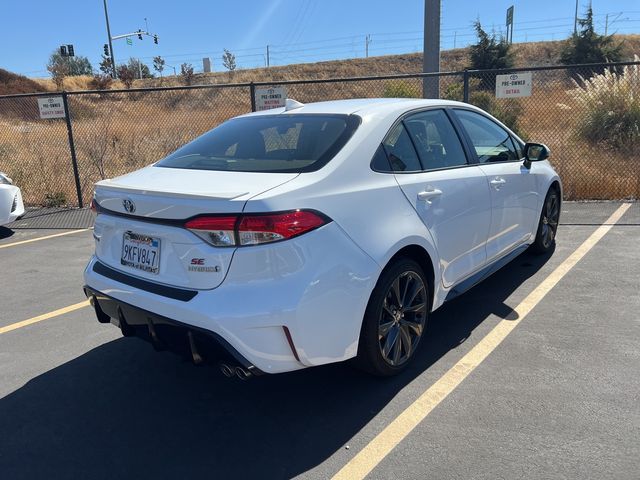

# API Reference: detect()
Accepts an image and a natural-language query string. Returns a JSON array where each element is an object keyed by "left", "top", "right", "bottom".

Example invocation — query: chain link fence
[{"left": 0, "top": 62, "right": 638, "bottom": 228}]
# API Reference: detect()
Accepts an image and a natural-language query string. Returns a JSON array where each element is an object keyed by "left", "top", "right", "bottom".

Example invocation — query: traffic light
[
  {"left": 153, "top": 34, "right": 158, "bottom": 44},
  {"left": 60, "top": 45, "right": 68, "bottom": 57},
  {"left": 103, "top": 44, "right": 109, "bottom": 56},
  {"left": 67, "top": 44, "right": 75, "bottom": 56},
  {"left": 137, "top": 29, "right": 143, "bottom": 40}
]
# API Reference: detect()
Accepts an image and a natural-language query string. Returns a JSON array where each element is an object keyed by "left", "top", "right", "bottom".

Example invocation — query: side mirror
[{"left": 523, "top": 143, "right": 550, "bottom": 168}]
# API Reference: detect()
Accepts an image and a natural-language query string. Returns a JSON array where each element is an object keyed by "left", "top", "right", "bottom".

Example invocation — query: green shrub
[
  {"left": 43, "top": 192, "right": 67, "bottom": 208},
  {"left": 443, "top": 82, "right": 464, "bottom": 101},
  {"left": 383, "top": 80, "right": 420, "bottom": 98},
  {"left": 569, "top": 58, "right": 640, "bottom": 151}
]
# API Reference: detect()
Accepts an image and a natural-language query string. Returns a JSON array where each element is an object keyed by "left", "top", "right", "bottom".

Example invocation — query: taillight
[
  {"left": 184, "top": 216, "right": 237, "bottom": 247},
  {"left": 185, "top": 210, "right": 330, "bottom": 247},
  {"left": 90, "top": 198, "right": 98, "bottom": 214}
]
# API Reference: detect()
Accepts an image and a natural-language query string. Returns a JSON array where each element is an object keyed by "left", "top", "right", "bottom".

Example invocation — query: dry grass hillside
[
  {"left": 25, "top": 35, "right": 640, "bottom": 92},
  {"left": 0, "top": 69, "right": 47, "bottom": 95}
]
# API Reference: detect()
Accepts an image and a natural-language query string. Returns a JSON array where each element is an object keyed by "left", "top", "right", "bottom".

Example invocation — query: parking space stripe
[
  {"left": 332, "top": 203, "right": 631, "bottom": 480},
  {"left": 0, "top": 300, "right": 90, "bottom": 335},
  {"left": 0, "top": 228, "right": 91, "bottom": 250}
]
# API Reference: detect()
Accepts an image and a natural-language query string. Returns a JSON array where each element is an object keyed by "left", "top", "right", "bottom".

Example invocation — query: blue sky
[{"left": 1, "top": 0, "right": 638, "bottom": 77}]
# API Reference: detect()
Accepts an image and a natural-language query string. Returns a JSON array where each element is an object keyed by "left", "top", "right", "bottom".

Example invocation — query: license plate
[{"left": 121, "top": 231, "right": 161, "bottom": 274}]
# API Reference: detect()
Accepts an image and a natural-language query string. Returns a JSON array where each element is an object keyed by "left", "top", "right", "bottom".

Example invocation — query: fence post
[
  {"left": 463, "top": 69, "right": 470, "bottom": 103},
  {"left": 249, "top": 82, "right": 256, "bottom": 112},
  {"left": 61, "top": 92, "right": 83, "bottom": 208}
]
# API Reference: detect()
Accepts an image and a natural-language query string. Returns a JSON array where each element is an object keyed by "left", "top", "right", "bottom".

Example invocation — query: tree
[
  {"left": 47, "top": 59, "right": 68, "bottom": 90},
  {"left": 560, "top": 6, "right": 623, "bottom": 77},
  {"left": 153, "top": 56, "right": 165, "bottom": 80},
  {"left": 127, "top": 58, "right": 153, "bottom": 79},
  {"left": 117, "top": 65, "right": 135, "bottom": 88},
  {"left": 468, "top": 21, "right": 513, "bottom": 90},
  {"left": 222, "top": 49, "right": 237, "bottom": 75},
  {"left": 47, "top": 51, "right": 93, "bottom": 77},
  {"left": 99, "top": 54, "right": 114, "bottom": 77},
  {"left": 180, "top": 63, "right": 195, "bottom": 85}
]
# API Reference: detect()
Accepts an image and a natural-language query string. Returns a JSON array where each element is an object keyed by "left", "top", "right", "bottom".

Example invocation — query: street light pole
[
  {"left": 103, "top": 0, "right": 118, "bottom": 78},
  {"left": 422, "top": 0, "right": 440, "bottom": 98}
]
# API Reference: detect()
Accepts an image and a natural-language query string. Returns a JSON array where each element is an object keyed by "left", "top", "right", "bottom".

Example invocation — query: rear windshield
[{"left": 155, "top": 114, "right": 360, "bottom": 173}]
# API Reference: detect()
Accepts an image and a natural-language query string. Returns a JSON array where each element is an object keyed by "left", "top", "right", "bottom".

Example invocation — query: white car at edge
[
  {"left": 83, "top": 98, "right": 561, "bottom": 378},
  {"left": 0, "top": 172, "right": 25, "bottom": 226}
]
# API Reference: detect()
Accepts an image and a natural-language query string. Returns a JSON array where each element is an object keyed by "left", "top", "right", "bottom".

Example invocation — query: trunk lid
[{"left": 92, "top": 166, "right": 298, "bottom": 290}]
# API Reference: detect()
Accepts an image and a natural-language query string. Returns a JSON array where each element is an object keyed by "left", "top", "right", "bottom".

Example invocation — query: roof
[{"left": 242, "top": 98, "right": 472, "bottom": 117}]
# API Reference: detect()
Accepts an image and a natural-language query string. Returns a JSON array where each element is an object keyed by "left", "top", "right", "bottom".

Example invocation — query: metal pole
[
  {"left": 463, "top": 69, "right": 469, "bottom": 103},
  {"left": 138, "top": 58, "right": 143, "bottom": 79},
  {"left": 61, "top": 92, "right": 83, "bottom": 208},
  {"left": 422, "top": 0, "right": 441, "bottom": 98},
  {"left": 250, "top": 82, "right": 256, "bottom": 112},
  {"left": 605, "top": 13, "right": 609, "bottom": 36},
  {"left": 103, "top": 0, "right": 117, "bottom": 78},
  {"left": 266, "top": 45, "right": 270, "bottom": 67}
]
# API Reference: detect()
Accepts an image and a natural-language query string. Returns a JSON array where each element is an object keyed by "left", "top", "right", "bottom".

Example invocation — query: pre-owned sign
[
  {"left": 255, "top": 87, "right": 286, "bottom": 111},
  {"left": 495, "top": 72, "right": 532, "bottom": 98},
  {"left": 37, "top": 96, "right": 66, "bottom": 119}
]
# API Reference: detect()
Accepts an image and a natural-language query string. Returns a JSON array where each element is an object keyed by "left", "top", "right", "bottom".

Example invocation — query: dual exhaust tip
[{"left": 220, "top": 362, "right": 253, "bottom": 380}]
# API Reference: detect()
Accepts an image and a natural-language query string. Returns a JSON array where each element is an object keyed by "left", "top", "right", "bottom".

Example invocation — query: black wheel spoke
[
  {"left": 403, "top": 301, "right": 426, "bottom": 313},
  {"left": 399, "top": 325, "right": 412, "bottom": 359},
  {"left": 382, "top": 325, "right": 399, "bottom": 359},
  {"left": 400, "top": 274, "right": 411, "bottom": 308},
  {"left": 379, "top": 320, "right": 394, "bottom": 338},
  {"left": 391, "top": 277, "right": 402, "bottom": 307},
  {"left": 401, "top": 318, "right": 423, "bottom": 337}
]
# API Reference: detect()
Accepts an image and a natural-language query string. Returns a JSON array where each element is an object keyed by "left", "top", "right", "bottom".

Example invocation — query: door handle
[
  {"left": 490, "top": 177, "right": 506, "bottom": 188},
  {"left": 417, "top": 188, "right": 442, "bottom": 202}
]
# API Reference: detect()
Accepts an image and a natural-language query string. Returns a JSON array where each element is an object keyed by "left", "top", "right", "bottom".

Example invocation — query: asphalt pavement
[{"left": 0, "top": 203, "right": 638, "bottom": 480}]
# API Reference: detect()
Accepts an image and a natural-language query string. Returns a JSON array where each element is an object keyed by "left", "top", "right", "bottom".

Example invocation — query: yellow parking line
[
  {"left": 0, "top": 228, "right": 91, "bottom": 250},
  {"left": 0, "top": 300, "right": 90, "bottom": 335},
  {"left": 332, "top": 203, "right": 631, "bottom": 480}
]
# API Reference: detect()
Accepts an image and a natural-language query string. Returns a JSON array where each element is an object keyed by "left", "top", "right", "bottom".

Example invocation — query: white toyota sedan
[
  {"left": 84, "top": 98, "right": 561, "bottom": 378},
  {"left": 0, "top": 172, "right": 25, "bottom": 226}
]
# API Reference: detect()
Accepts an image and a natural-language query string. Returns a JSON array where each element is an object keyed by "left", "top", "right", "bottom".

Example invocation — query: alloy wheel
[
  {"left": 541, "top": 192, "right": 560, "bottom": 249},
  {"left": 378, "top": 271, "right": 427, "bottom": 366}
]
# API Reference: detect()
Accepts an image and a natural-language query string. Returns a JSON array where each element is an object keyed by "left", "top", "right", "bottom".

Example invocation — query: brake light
[
  {"left": 184, "top": 216, "right": 237, "bottom": 247},
  {"left": 184, "top": 210, "right": 329, "bottom": 247}
]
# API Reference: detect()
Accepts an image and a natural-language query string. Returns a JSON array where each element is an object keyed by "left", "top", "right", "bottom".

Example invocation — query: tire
[
  {"left": 530, "top": 187, "right": 561, "bottom": 254},
  {"left": 356, "top": 258, "right": 429, "bottom": 376}
]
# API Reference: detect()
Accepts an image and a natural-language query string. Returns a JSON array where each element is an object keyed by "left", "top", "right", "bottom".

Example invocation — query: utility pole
[
  {"left": 422, "top": 0, "right": 440, "bottom": 99},
  {"left": 266, "top": 45, "right": 270, "bottom": 67},
  {"left": 103, "top": 0, "right": 117, "bottom": 78},
  {"left": 573, "top": 0, "right": 579, "bottom": 36},
  {"left": 365, "top": 34, "right": 372, "bottom": 58}
]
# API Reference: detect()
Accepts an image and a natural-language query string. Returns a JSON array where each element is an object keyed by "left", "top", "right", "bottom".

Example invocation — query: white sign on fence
[
  {"left": 255, "top": 87, "right": 287, "bottom": 111},
  {"left": 37, "top": 96, "right": 66, "bottom": 119},
  {"left": 495, "top": 72, "right": 532, "bottom": 98}
]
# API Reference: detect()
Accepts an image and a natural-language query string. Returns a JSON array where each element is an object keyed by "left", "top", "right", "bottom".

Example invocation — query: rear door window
[
  {"left": 156, "top": 114, "right": 360, "bottom": 173},
  {"left": 404, "top": 110, "right": 467, "bottom": 170}
]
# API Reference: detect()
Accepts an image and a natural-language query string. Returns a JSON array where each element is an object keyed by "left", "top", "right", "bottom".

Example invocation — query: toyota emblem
[{"left": 122, "top": 198, "right": 136, "bottom": 213}]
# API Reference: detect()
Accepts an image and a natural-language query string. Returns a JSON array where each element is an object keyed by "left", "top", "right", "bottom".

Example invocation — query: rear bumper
[
  {"left": 83, "top": 222, "right": 380, "bottom": 374},
  {"left": 84, "top": 285, "right": 264, "bottom": 374}
]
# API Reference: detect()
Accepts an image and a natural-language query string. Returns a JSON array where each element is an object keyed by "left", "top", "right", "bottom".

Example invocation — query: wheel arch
[{"left": 384, "top": 244, "right": 436, "bottom": 313}]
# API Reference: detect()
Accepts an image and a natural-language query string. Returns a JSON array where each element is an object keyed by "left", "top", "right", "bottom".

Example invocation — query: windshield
[{"left": 155, "top": 114, "right": 360, "bottom": 173}]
